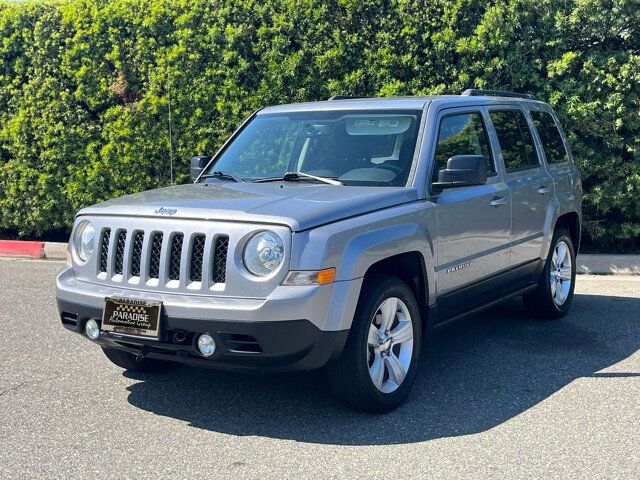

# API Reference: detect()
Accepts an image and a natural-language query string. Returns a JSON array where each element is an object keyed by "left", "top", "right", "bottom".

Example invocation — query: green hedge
[{"left": 1, "top": 0, "right": 638, "bottom": 251}]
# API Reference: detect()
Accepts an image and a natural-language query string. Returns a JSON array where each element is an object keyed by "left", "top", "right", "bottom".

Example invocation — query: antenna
[{"left": 167, "top": 84, "right": 175, "bottom": 185}]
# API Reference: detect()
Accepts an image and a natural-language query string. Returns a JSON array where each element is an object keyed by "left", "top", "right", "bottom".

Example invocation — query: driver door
[{"left": 431, "top": 108, "right": 511, "bottom": 320}]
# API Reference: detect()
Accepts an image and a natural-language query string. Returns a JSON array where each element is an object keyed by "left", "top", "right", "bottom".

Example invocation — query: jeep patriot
[{"left": 56, "top": 90, "right": 582, "bottom": 412}]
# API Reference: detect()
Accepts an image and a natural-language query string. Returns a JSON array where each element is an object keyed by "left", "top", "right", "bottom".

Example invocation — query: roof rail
[
  {"left": 327, "top": 95, "right": 371, "bottom": 100},
  {"left": 461, "top": 89, "right": 537, "bottom": 100}
]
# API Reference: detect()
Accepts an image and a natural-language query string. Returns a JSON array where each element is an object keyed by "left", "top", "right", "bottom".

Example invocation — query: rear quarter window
[{"left": 531, "top": 111, "right": 569, "bottom": 164}]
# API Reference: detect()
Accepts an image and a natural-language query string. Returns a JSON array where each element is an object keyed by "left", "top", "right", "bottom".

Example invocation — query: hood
[{"left": 78, "top": 181, "right": 420, "bottom": 232}]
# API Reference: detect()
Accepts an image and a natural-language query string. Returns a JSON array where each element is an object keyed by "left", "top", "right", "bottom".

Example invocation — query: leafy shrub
[{"left": 0, "top": 0, "right": 638, "bottom": 251}]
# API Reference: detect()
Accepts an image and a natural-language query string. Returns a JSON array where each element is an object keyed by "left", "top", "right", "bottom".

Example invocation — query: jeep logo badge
[{"left": 154, "top": 207, "right": 177, "bottom": 215}]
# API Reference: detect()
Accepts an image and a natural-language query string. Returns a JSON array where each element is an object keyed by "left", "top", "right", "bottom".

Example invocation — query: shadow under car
[{"left": 123, "top": 292, "right": 640, "bottom": 446}]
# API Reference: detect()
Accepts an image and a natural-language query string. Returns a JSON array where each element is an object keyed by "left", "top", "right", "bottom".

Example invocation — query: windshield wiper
[
  {"left": 252, "top": 171, "right": 342, "bottom": 186},
  {"left": 199, "top": 171, "right": 244, "bottom": 183}
]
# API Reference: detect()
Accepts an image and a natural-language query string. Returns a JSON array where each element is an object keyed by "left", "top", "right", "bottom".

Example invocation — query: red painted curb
[{"left": 0, "top": 240, "right": 45, "bottom": 258}]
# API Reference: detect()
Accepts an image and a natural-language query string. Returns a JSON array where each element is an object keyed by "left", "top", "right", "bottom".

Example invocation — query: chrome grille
[
  {"left": 149, "top": 233, "right": 163, "bottom": 279},
  {"left": 114, "top": 230, "right": 127, "bottom": 275},
  {"left": 190, "top": 235, "right": 206, "bottom": 282},
  {"left": 213, "top": 236, "right": 229, "bottom": 284},
  {"left": 95, "top": 227, "right": 229, "bottom": 289},
  {"left": 168, "top": 234, "right": 183, "bottom": 281},
  {"left": 130, "top": 232, "right": 144, "bottom": 277},
  {"left": 99, "top": 229, "right": 111, "bottom": 273}
]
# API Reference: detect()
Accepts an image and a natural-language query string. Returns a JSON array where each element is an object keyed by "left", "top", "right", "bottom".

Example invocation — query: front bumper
[{"left": 56, "top": 267, "right": 360, "bottom": 372}]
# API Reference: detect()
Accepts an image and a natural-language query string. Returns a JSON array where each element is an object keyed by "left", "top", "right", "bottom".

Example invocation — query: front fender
[
  {"left": 337, "top": 222, "right": 432, "bottom": 280},
  {"left": 290, "top": 202, "right": 437, "bottom": 308}
]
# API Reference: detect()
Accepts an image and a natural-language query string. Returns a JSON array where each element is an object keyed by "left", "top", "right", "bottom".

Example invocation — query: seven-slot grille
[
  {"left": 114, "top": 230, "right": 127, "bottom": 275},
  {"left": 213, "top": 236, "right": 228, "bottom": 284},
  {"left": 99, "top": 229, "right": 111, "bottom": 273},
  {"left": 168, "top": 234, "right": 184, "bottom": 281},
  {"left": 149, "top": 233, "right": 163, "bottom": 279},
  {"left": 190, "top": 235, "right": 206, "bottom": 282},
  {"left": 130, "top": 232, "right": 144, "bottom": 277},
  {"left": 97, "top": 228, "right": 228, "bottom": 287}
]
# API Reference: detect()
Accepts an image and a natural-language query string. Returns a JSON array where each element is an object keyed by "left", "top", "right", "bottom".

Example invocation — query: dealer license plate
[{"left": 102, "top": 297, "right": 161, "bottom": 339}]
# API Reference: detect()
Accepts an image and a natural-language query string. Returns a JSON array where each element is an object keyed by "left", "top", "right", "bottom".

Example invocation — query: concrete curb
[
  {"left": 0, "top": 240, "right": 45, "bottom": 258},
  {"left": 0, "top": 240, "right": 67, "bottom": 260},
  {"left": 43, "top": 242, "right": 69, "bottom": 260},
  {"left": 0, "top": 240, "right": 639, "bottom": 274},
  {"left": 576, "top": 254, "right": 640, "bottom": 276}
]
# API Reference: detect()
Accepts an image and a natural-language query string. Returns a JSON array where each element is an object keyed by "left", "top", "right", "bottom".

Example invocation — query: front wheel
[
  {"left": 523, "top": 228, "right": 576, "bottom": 319},
  {"left": 327, "top": 275, "right": 422, "bottom": 412}
]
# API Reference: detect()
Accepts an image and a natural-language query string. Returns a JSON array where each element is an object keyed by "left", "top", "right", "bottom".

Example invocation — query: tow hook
[{"left": 136, "top": 346, "right": 150, "bottom": 361}]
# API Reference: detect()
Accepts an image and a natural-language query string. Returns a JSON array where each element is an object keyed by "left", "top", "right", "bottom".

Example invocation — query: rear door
[
  {"left": 430, "top": 107, "right": 511, "bottom": 318},
  {"left": 529, "top": 108, "right": 575, "bottom": 205},
  {"left": 487, "top": 107, "right": 553, "bottom": 281}
]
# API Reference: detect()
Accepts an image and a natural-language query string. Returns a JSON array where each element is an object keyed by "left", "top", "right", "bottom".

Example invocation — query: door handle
[
  {"left": 490, "top": 196, "right": 508, "bottom": 207},
  {"left": 538, "top": 185, "right": 550, "bottom": 194}
]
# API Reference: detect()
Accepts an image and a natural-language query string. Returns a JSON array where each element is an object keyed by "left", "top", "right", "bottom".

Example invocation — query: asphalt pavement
[{"left": 0, "top": 258, "right": 638, "bottom": 479}]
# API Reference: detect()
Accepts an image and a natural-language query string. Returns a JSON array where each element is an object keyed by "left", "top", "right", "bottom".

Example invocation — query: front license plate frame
[{"left": 101, "top": 297, "right": 162, "bottom": 340}]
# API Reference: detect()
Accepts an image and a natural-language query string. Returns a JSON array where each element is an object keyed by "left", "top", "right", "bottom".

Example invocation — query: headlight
[
  {"left": 73, "top": 221, "right": 96, "bottom": 263},
  {"left": 243, "top": 231, "right": 285, "bottom": 277}
]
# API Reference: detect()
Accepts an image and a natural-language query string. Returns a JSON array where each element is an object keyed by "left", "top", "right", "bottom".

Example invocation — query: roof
[
  {"left": 260, "top": 97, "right": 434, "bottom": 113},
  {"left": 259, "top": 94, "right": 546, "bottom": 114}
]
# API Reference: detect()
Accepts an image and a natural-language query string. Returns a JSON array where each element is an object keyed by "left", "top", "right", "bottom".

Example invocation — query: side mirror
[
  {"left": 433, "top": 155, "right": 487, "bottom": 189},
  {"left": 190, "top": 156, "right": 209, "bottom": 182}
]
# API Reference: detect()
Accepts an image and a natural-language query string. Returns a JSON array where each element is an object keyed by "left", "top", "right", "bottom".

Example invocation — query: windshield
[{"left": 205, "top": 109, "right": 422, "bottom": 186}]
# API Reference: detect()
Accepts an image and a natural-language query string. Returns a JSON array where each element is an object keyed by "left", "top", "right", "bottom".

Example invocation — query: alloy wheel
[
  {"left": 367, "top": 297, "right": 414, "bottom": 393},
  {"left": 550, "top": 240, "right": 572, "bottom": 306}
]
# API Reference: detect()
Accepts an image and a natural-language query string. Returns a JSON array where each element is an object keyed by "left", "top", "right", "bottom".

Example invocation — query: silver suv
[{"left": 56, "top": 90, "right": 582, "bottom": 412}]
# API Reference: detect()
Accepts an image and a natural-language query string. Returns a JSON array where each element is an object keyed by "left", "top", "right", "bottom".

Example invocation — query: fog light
[
  {"left": 197, "top": 334, "right": 216, "bottom": 357},
  {"left": 85, "top": 319, "right": 100, "bottom": 340}
]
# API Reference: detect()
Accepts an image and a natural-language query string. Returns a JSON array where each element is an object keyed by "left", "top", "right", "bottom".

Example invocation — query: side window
[
  {"left": 490, "top": 110, "right": 539, "bottom": 172},
  {"left": 433, "top": 113, "right": 494, "bottom": 182},
  {"left": 530, "top": 111, "right": 569, "bottom": 164}
]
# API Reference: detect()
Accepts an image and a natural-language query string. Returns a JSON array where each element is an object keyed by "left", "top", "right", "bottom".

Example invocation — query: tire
[
  {"left": 101, "top": 347, "right": 169, "bottom": 373},
  {"left": 327, "top": 274, "right": 422, "bottom": 413},
  {"left": 523, "top": 228, "right": 576, "bottom": 319}
]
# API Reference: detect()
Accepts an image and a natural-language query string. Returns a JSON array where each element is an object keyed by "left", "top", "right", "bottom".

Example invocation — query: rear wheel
[
  {"left": 523, "top": 228, "right": 576, "bottom": 319},
  {"left": 328, "top": 275, "right": 422, "bottom": 412},
  {"left": 101, "top": 347, "right": 169, "bottom": 373}
]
